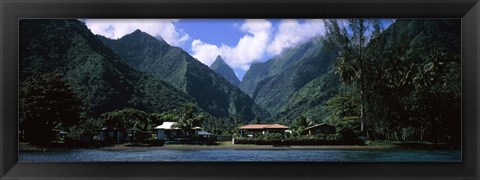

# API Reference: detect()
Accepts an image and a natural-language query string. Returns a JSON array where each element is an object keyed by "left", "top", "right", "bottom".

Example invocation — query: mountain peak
[
  {"left": 120, "top": 29, "right": 169, "bottom": 47},
  {"left": 122, "top": 29, "right": 152, "bottom": 39},
  {"left": 211, "top": 55, "right": 227, "bottom": 67},
  {"left": 129, "top": 29, "right": 150, "bottom": 38},
  {"left": 210, "top": 55, "right": 241, "bottom": 87}
]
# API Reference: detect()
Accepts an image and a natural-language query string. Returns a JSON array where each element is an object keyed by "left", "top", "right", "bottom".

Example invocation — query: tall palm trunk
[
  {"left": 360, "top": 78, "right": 366, "bottom": 132},
  {"left": 358, "top": 20, "right": 367, "bottom": 133}
]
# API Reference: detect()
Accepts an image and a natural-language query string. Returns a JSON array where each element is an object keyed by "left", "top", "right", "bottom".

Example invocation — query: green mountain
[
  {"left": 210, "top": 55, "right": 241, "bottom": 87},
  {"left": 99, "top": 31, "right": 270, "bottom": 121},
  {"left": 275, "top": 70, "right": 341, "bottom": 121},
  {"left": 240, "top": 39, "right": 318, "bottom": 97},
  {"left": 240, "top": 37, "right": 338, "bottom": 115},
  {"left": 19, "top": 19, "right": 192, "bottom": 116}
]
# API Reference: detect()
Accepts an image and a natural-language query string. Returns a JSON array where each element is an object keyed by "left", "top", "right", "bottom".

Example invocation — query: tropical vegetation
[{"left": 18, "top": 19, "right": 461, "bottom": 149}]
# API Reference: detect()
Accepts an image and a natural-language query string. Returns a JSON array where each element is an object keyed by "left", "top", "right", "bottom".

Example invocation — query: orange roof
[{"left": 239, "top": 124, "right": 289, "bottom": 130}]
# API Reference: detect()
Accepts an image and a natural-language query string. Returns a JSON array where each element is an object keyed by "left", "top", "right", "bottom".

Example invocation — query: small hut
[{"left": 303, "top": 123, "right": 336, "bottom": 136}]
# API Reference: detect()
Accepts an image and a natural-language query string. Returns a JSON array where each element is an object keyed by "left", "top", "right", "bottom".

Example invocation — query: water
[{"left": 19, "top": 149, "right": 461, "bottom": 162}]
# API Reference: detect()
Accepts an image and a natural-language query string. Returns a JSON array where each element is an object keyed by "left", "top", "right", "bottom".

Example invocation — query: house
[
  {"left": 155, "top": 122, "right": 181, "bottom": 141},
  {"left": 155, "top": 121, "right": 212, "bottom": 141},
  {"left": 95, "top": 127, "right": 123, "bottom": 143},
  {"left": 238, "top": 124, "right": 289, "bottom": 138},
  {"left": 126, "top": 129, "right": 156, "bottom": 142},
  {"left": 93, "top": 126, "right": 157, "bottom": 143},
  {"left": 303, "top": 123, "right": 336, "bottom": 136},
  {"left": 51, "top": 129, "right": 68, "bottom": 141},
  {"left": 95, "top": 128, "right": 107, "bottom": 141}
]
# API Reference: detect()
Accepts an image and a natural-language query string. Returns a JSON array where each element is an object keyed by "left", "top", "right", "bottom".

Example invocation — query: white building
[
  {"left": 155, "top": 122, "right": 180, "bottom": 141},
  {"left": 154, "top": 122, "right": 212, "bottom": 141}
]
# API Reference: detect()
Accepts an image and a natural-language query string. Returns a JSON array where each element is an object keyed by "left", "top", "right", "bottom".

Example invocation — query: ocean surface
[{"left": 19, "top": 149, "right": 461, "bottom": 162}]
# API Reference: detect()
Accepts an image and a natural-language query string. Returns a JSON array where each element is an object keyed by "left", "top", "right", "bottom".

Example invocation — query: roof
[
  {"left": 51, "top": 129, "right": 68, "bottom": 134},
  {"left": 154, "top": 122, "right": 204, "bottom": 130},
  {"left": 239, "top": 124, "right": 289, "bottom": 130},
  {"left": 303, "top": 123, "right": 335, "bottom": 131},
  {"left": 154, "top": 122, "right": 179, "bottom": 130}
]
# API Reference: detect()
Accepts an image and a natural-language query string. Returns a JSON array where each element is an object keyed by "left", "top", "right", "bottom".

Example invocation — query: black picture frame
[{"left": 1, "top": 0, "right": 479, "bottom": 179}]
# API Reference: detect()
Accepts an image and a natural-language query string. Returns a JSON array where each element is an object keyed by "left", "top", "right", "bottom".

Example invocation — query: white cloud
[
  {"left": 191, "top": 19, "right": 272, "bottom": 70},
  {"left": 240, "top": 19, "right": 272, "bottom": 34},
  {"left": 83, "top": 19, "right": 189, "bottom": 46},
  {"left": 267, "top": 19, "right": 325, "bottom": 55},
  {"left": 191, "top": 39, "right": 221, "bottom": 66},
  {"left": 190, "top": 19, "right": 326, "bottom": 74}
]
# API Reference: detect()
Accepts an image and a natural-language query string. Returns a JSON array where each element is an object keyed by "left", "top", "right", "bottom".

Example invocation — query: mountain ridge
[
  {"left": 20, "top": 20, "right": 193, "bottom": 116},
  {"left": 99, "top": 30, "right": 270, "bottom": 121},
  {"left": 240, "top": 37, "right": 338, "bottom": 115}
]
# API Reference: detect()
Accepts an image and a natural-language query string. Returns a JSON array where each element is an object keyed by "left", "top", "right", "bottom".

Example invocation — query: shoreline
[
  {"left": 20, "top": 141, "right": 400, "bottom": 151},
  {"left": 20, "top": 141, "right": 458, "bottom": 152},
  {"left": 102, "top": 144, "right": 400, "bottom": 151}
]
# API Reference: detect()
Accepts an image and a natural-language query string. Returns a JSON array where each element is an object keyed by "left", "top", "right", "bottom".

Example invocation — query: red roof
[{"left": 239, "top": 124, "right": 289, "bottom": 130}]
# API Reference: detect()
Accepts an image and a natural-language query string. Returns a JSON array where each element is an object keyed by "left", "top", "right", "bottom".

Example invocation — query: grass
[
  {"left": 364, "top": 140, "right": 460, "bottom": 150},
  {"left": 365, "top": 140, "right": 399, "bottom": 147}
]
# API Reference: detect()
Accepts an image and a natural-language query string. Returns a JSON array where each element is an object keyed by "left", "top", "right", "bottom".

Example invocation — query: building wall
[{"left": 157, "top": 130, "right": 165, "bottom": 140}]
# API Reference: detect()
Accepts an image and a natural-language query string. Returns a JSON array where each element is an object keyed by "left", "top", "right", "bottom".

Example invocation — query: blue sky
[
  {"left": 175, "top": 19, "right": 245, "bottom": 48},
  {"left": 84, "top": 19, "right": 394, "bottom": 80}
]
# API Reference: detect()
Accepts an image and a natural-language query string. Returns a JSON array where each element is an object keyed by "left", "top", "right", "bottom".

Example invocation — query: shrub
[{"left": 234, "top": 136, "right": 364, "bottom": 145}]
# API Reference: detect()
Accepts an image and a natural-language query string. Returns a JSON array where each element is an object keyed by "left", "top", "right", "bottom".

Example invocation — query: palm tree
[
  {"left": 250, "top": 116, "right": 261, "bottom": 124},
  {"left": 291, "top": 115, "right": 315, "bottom": 137},
  {"left": 173, "top": 103, "right": 205, "bottom": 139},
  {"left": 324, "top": 19, "right": 382, "bottom": 133}
]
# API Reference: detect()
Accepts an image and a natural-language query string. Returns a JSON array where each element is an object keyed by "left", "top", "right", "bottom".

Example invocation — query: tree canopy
[
  {"left": 20, "top": 72, "right": 84, "bottom": 144},
  {"left": 173, "top": 103, "right": 206, "bottom": 138}
]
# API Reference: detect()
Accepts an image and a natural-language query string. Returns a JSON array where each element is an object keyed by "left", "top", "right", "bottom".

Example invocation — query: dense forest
[
  {"left": 19, "top": 19, "right": 460, "bottom": 147},
  {"left": 279, "top": 19, "right": 459, "bottom": 145},
  {"left": 327, "top": 19, "right": 460, "bottom": 145}
]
